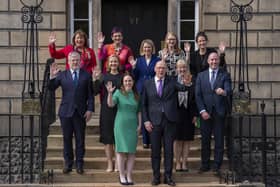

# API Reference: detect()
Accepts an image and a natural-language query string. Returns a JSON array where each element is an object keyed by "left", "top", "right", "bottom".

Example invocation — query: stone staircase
[{"left": 44, "top": 108, "right": 235, "bottom": 187}]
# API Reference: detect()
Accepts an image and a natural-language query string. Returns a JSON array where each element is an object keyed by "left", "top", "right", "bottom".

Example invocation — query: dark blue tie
[
  {"left": 73, "top": 71, "right": 78, "bottom": 87},
  {"left": 210, "top": 70, "right": 215, "bottom": 90}
]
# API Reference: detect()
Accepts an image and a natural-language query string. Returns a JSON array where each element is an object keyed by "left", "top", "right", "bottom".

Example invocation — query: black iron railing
[
  {"left": 226, "top": 99, "right": 280, "bottom": 186},
  {"left": 0, "top": 58, "right": 55, "bottom": 184},
  {"left": 0, "top": 114, "right": 41, "bottom": 183}
]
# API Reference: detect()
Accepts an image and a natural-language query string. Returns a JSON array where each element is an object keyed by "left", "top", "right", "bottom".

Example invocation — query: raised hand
[
  {"left": 92, "top": 67, "right": 101, "bottom": 80},
  {"left": 49, "top": 32, "right": 56, "bottom": 45},
  {"left": 219, "top": 41, "right": 226, "bottom": 54},
  {"left": 50, "top": 62, "right": 60, "bottom": 78},
  {"left": 105, "top": 81, "right": 116, "bottom": 93},
  {"left": 128, "top": 56, "right": 137, "bottom": 68},
  {"left": 184, "top": 42, "right": 191, "bottom": 53},
  {"left": 161, "top": 49, "right": 168, "bottom": 61},
  {"left": 97, "top": 32, "right": 105, "bottom": 44}
]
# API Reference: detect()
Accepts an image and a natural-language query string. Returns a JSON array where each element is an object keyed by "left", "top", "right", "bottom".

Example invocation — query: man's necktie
[
  {"left": 73, "top": 71, "right": 78, "bottom": 87},
  {"left": 157, "top": 79, "right": 163, "bottom": 97},
  {"left": 210, "top": 70, "right": 216, "bottom": 90}
]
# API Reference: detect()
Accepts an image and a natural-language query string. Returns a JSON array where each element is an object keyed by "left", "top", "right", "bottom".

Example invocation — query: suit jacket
[
  {"left": 142, "top": 76, "right": 191, "bottom": 125},
  {"left": 48, "top": 69, "right": 94, "bottom": 118},
  {"left": 195, "top": 68, "right": 231, "bottom": 116},
  {"left": 133, "top": 54, "right": 160, "bottom": 94}
]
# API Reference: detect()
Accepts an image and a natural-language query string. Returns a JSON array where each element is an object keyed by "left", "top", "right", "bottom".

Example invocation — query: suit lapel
[
  {"left": 161, "top": 77, "right": 170, "bottom": 98},
  {"left": 66, "top": 70, "right": 73, "bottom": 82},
  {"left": 151, "top": 79, "right": 158, "bottom": 97},
  {"left": 204, "top": 70, "right": 212, "bottom": 90},
  {"left": 213, "top": 69, "right": 222, "bottom": 89}
]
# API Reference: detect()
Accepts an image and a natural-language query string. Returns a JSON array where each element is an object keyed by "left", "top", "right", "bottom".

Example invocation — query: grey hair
[{"left": 68, "top": 51, "right": 81, "bottom": 60}]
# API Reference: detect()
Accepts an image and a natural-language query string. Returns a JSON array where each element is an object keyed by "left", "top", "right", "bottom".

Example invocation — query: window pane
[
  {"left": 180, "top": 1, "right": 194, "bottom": 20},
  {"left": 74, "top": 21, "right": 89, "bottom": 36},
  {"left": 180, "top": 21, "right": 194, "bottom": 40},
  {"left": 74, "top": 0, "right": 88, "bottom": 19}
]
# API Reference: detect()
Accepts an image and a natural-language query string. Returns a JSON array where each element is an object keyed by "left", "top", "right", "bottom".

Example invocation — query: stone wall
[
  {"left": 0, "top": 0, "right": 67, "bottom": 183},
  {"left": 202, "top": 0, "right": 280, "bottom": 114},
  {"left": 0, "top": 0, "right": 67, "bottom": 114}
]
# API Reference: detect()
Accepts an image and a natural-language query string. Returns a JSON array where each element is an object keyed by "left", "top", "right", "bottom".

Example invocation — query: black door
[{"left": 102, "top": 0, "right": 167, "bottom": 56}]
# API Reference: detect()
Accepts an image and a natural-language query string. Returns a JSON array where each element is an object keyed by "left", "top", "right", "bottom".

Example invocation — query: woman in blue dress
[{"left": 130, "top": 39, "right": 160, "bottom": 148}]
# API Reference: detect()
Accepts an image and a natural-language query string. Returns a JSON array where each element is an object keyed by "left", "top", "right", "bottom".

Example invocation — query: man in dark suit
[
  {"left": 49, "top": 51, "right": 94, "bottom": 174},
  {"left": 142, "top": 60, "right": 192, "bottom": 186},
  {"left": 195, "top": 51, "right": 231, "bottom": 175}
]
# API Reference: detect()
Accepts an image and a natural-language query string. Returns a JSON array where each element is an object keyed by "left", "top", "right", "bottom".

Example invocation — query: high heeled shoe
[{"left": 119, "top": 177, "right": 128, "bottom": 185}]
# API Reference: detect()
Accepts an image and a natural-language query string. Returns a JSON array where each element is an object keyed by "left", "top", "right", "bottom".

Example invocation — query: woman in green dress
[{"left": 106, "top": 72, "right": 141, "bottom": 185}]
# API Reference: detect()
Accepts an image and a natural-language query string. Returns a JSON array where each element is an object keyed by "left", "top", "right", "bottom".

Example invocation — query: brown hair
[
  {"left": 139, "top": 39, "right": 156, "bottom": 56},
  {"left": 72, "top": 29, "right": 89, "bottom": 48},
  {"left": 120, "top": 72, "right": 139, "bottom": 101}
]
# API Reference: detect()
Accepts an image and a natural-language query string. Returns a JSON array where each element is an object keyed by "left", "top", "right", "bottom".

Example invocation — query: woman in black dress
[
  {"left": 174, "top": 59, "right": 198, "bottom": 172},
  {"left": 93, "top": 54, "right": 122, "bottom": 172},
  {"left": 185, "top": 31, "right": 227, "bottom": 79}
]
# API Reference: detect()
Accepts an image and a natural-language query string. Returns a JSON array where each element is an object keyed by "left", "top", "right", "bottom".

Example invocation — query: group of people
[{"left": 48, "top": 26, "right": 232, "bottom": 186}]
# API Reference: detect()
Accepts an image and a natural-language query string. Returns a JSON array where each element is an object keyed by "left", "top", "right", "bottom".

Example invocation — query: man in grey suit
[
  {"left": 49, "top": 51, "right": 94, "bottom": 174},
  {"left": 195, "top": 51, "right": 231, "bottom": 175},
  {"left": 142, "top": 60, "right": 192, "bottom": 186}
]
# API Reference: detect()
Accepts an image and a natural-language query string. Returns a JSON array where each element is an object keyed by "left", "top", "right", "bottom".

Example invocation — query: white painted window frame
[
  {"left": 69, "top": 0, "right": 93, "bottom": 48},
  {"left": 177, "top": 0, "right": 199, "bottom": 50}
]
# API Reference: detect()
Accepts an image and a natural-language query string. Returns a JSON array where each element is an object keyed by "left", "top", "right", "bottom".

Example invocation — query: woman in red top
[
  {"left": 97, "top": 27, "right": 134, "bottom": 73},
  {"left": 49, "top": 29, "right": 97, "bottom": 74}
]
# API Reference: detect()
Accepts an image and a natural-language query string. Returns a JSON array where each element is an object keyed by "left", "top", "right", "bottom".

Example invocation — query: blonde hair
[
  {"left": 139, "top": 39, "right": 156, "bottom": 56},
  {"left": 176, "top": 59, "right": 191, "bottom": 79},
  {"left": 106, "top": 54, "right": 120, "bottom": 73},
  {"left": 163, "top": 32, "right": 182, "bottom": 53}
]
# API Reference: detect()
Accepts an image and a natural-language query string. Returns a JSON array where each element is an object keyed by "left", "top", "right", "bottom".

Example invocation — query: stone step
[
  {"left": 47, "top": 169, "right": 222, "bottom": 183},
  {"left": 0, "top": 182, "right": 249, "bottom": 187},
  {"left": 44, "top": 157, "right": 228, "bottom": 171},
  {"left": 49, "top": 119, "right": 100, "bottom": 135},
  {"left": 47, "top": 134, "right": 205, "bottom": 147},
  {"left": 46, "top": 145, "right": 204, "bottom": 158}
]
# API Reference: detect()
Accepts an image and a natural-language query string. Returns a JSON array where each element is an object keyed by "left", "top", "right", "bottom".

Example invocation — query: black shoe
[
  {"left": 76, "top": 168, "right": 84, "bottom": 174},
  {"left": 164, "top": 177, "right": 176, "bottom": 186},
  {"left": 212, "top": 168, "right": 221, "bottom": 176},
  {"left": 119, "top": 177, "right": 128, "bottom": 185},
  {"left": 198, "top": 167, "right": 210, "bottom": 173},
  {"left": 62, "top": 167, "right": 72, "bottom": 174},
  {"left": 127, "top": 181, "right": 134, "bottom": 185},
  {"left": 175, "top": 169, "right": 182, "bottom": 172},
  {"left": 151, "top": 178, "right": 160, "bottom": 186},
  {"left": 143, "top": 144, "right": 150, "bottom": 149}
]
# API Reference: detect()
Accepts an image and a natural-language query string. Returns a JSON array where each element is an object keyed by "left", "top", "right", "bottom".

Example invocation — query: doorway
[{"left": 101, "top": 0, "right": 167, "bottom": 56}]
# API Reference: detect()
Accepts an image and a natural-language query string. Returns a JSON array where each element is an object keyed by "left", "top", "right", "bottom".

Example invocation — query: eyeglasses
[{"left": 167, "top": 38, "right": 176, "bottom": 41}]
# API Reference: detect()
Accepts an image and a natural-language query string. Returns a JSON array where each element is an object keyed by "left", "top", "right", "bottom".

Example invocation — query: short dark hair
[{"left": 111, "top": 26, "right": 123, "bottom": 36}]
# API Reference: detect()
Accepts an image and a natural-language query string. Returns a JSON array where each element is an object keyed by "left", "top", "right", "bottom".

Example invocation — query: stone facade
[
  {"left": 0, "top": 0, "right": 278, "bottom": 114},
  {"left": 0, "top": 0, "right": 67, "bottom": 114},
  {"left": 0, "top": 0, "right": 279, "bottom": 183},
  {"left": 202, "top": 0, "right": 280, "bottom": 114}
]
